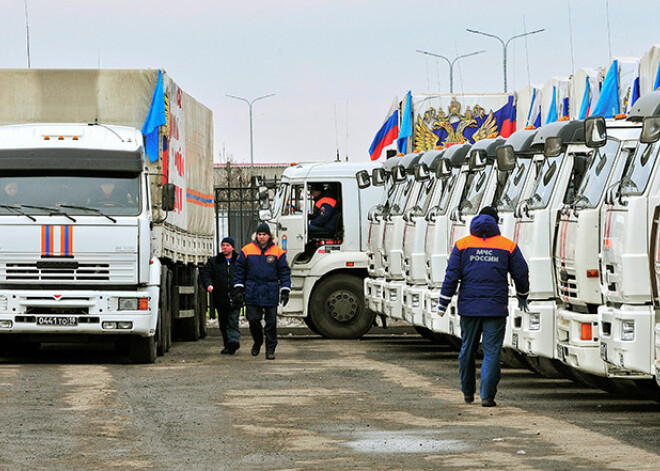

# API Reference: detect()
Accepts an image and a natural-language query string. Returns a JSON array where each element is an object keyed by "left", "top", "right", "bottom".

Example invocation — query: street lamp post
[
  {"left": 466, "top": 28, "right": 544, "bottom": 92},
  {"left": 416, "top": 49, "right": 486, "bottom": 93},
  {"left": 226, "top": 93, "right": 275, "bottom": 172}
]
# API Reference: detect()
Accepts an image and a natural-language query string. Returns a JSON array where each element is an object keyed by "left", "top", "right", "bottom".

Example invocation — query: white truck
[
  {"left": 258, "top": 161, "right": 383, "bottom": 339},
  {"left": 0, "top": 69, "right": 214, "bottom": 363},
  {"left": 599, "top": 92, "right": 660, "bottom": 380}
]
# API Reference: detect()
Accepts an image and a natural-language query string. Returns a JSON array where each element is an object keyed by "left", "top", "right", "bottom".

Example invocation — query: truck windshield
[
  {"left": 572, "top": 139, "right": 620, "bottom": 209},
  {"left": 460, "top": 164, "right": 494, "bottom": 215},
  {"left": 619, "top": 141, "right": 660, "bottom": 196},
  {"left": 272, "top": 183, "right": 287, "bottom": 217},
  {"left": 436, "top": 169, "right": 460, "bottom": 215},
  {"left": 413, "top": 178, "right": 434, "bottom": 215},
  {"left": 527, "top": 154, "right": 563, "bottom": 210},
  {"left": 0, "top": 175, "right": 140, "bottom": 216},
  {"left": 495, "top": 158, "right": 532, "bottom": 212}
]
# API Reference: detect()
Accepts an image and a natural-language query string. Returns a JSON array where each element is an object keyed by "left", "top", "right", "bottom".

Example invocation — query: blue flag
[
  {"left": 592, "top": 60, "right": 620, "bottom": 118},
  {"left": 578, "top": 77, "right": 591, "bottom": 120},
  {"left": 397, "top": 91, "right": 412, "bottom": 154},
  {"left": 142, "top": 70, "right": 167, "bottom": 162},
  {"left": 545, "top": 86, "right": 558, "bottom": 125},
  {"left": 655, "top": 60, "right": 660, "bottom": 91}
]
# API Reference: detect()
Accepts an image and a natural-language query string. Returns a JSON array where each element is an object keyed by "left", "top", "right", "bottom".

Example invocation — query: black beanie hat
[
  {"left": 479, "top": 206, "right": 499, "bottom": 221},
  {"left": 256, "top": 222, "right": 272, "bottom": 236},
  {"left": 221, "top": 237, "right": 235, "bottom": 248}
]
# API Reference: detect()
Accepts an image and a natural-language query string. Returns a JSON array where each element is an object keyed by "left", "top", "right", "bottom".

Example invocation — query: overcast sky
[{"left": 1, "top": 0, "right": 659, "bottom": 164}]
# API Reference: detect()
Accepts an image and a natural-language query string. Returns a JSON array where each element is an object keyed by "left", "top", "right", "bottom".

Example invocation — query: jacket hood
[{"left": 470, "top": 214, "right": 500, "bottom": 239}]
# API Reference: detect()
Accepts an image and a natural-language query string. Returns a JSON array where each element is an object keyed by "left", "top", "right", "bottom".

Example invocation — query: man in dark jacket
[
  {"left": 201, "top": 237, "right": 240, "bottom": 354},
  {"left": 234, "top": 222, "right": 291, "bottom": 360},
  {"left": 438, "top": 206, "right": 529, "bottom": 407}
]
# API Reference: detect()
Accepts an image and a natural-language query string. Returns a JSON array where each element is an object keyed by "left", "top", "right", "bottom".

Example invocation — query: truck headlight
[
  {"left": 621, "top": 320, "right": 635, "bottom": 341},
  {"left": 528, "top": 312, "right": 541, "bottom": 331},
  {"left": 411, "top": 294, "right": 420, "bottom": 308},
  {"left": 389, "top": 291, "right": 397, "bottom": 302},
  {"left": 118, "top": 298, "right": 149, "bottom": 311}
]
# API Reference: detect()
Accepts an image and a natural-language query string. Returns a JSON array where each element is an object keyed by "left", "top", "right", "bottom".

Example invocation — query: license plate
[
  {"left": 557, "top": 344, "right": 565, "bottom": 361},
  {"left": 37, "top": 316, "right": 78, "bottom": 326},
  {"left": 600, "top": 342, "right": 608, "bottom": 361},
  {"left": 512, "top": 333, "right": 519, "bottom": 349}
]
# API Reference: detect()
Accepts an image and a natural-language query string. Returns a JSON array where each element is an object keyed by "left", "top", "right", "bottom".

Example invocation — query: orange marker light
[
  {"left": 580, "top": 323, "right": 593, "bottom": 340},
  {"left": 346, "top": 262, "right": 355, "bottom": 267},
  {"left": 586, "top": 269, "right": 599, "bottom": 278},
  {"left": 138, "top": 298, "right": 149, "bottom": 311}
]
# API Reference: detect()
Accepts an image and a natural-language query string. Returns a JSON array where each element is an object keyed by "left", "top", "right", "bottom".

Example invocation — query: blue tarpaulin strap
[{"left": 142, "top": 70, "right": 167, "bottom": 162}]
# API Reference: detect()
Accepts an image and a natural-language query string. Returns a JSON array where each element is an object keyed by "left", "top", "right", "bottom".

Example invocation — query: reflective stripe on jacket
[
  {"left": 309, "top": 194, "right": 338, "bottom": 230},
  {"left": 439, "top": 214, "right": 529, "bottom": 317}
]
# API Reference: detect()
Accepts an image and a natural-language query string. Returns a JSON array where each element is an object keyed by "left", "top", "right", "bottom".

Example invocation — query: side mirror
[
  {"left": 641, "top": 116, "right": 660, "bottom": 144},
  {"left": 356, "top": 170, "right": 371, "bottom": 189},
  {"left": 393, "top": 165, "right": 407, "bottom": 183},
  {"left": 258, "top": 189, "right": 270, "bottom": 210},
  {"left": 372, "top": 168, "right": 386, "bottom": 186},
  {"left": 435, "top": 159, "right": 451, "bottom": 178},
  {"left": 585, "top": 116, "right": 607, "bottom": 148},
  {"left": 250, "top": 175, "right": 263, "bottom": 187},
  {"left": 259, "top": 208, "right": 273, "bottom": 221},
  {"left": 414, "top": 163, "right": 431, "bottom": 181},
  {"left": 544, "top": 136, "right": 563, "bottom": 158},
  {"left": 496, "top": 145, "right": 516, "bottom": 172},
  {"left": 162, "top": 183, "right": 176, "bottom": 211},
  {"left": 468, "top": 149, "right": 488, "bottom": 171}
]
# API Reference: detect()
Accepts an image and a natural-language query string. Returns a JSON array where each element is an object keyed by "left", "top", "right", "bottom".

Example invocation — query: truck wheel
[
  {"left": 157, "top": 267, "right": 170, "bottom": 356},
  {"left": 197, "top": 272, "right": 207, "bottom": 339},
  {"left": 303, "top": 315, "right": 322, "bottom": 336},
  {"left": 179, "top": 311, "right": 200, "bottom": 341},
  {"left": 129, "top": 336, "right": 156, "bottom": 364},
  {"left": 308, "top": 275, "right": 375, "bottom": 339}
]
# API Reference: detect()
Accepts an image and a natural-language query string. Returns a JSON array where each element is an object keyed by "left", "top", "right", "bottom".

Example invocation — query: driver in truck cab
[{"left": 307, "top": 183, "right": 339, "bottom": 234}]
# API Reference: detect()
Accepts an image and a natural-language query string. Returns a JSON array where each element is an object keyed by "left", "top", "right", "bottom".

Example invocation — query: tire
[
  {"left": 157, "top": 267, "right": 172, "bottom": 356},
  {"left": 413, "top": 326, "right": 447, "bottom": 345},
  {"left": 197, "top": 272, "right": 208, "bottom": 339},
  {"left": 500, "top": 347, "right": 529, "bottom": 369},
  {"left": 308, "top": 274, "right": 375, "bottom": 339},
  {"left": 303, "top": 315, "right": 323, "bottom": 336},
  {"left": 129, "top": 335, "right": 156, "bottom": 364},
  {"left": 444, "top": 335, "right": 463, "bottom": 352},
  {"left": 526, "top": 356, "right": 572, "bottom": 379},
  {"left": 179, "top": 269, "right": 201, "bottom": 342}
]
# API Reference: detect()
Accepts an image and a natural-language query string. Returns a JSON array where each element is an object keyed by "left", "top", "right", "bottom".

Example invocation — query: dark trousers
[
  {"left": 214, "top": 302, "right": 241, "bottom": 347},
  {"left": 459, "top": 316, "right": 507, "bottom": 401},
  {"left": 245, "top": 305, "right": 278, "bottom": 353}
]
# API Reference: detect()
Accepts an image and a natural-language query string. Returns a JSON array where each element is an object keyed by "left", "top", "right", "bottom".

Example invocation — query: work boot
[
  {"left": 481, "top": 398, "right": 497, "bottom": 407},
  {"left": 251, "top": 343, "right": 262, "bottom": 357},
  {"left": 227, "top": 342, "right": 240, "bottom": 354},
  {"left": 265, "top": 351, "right": 275, "bottom": 360},
  {"left": 463, "top": 394, "right": 474, "bottom": 404},
  {"left": 220, "top": 345, "right": 230, "bottom": 355}
]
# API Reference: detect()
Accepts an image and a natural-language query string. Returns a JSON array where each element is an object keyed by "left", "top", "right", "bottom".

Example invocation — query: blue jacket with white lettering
[{"left": 439, "top": 214, "right": 529, "bottom": 317}]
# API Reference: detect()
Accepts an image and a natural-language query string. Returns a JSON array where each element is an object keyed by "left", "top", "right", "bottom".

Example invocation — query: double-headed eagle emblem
[{"left": 414, "top": 98, "right": 499, "bottom": 152}]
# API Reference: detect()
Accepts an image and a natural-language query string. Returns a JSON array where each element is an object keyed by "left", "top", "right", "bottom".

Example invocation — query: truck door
[{"left": 278, "top": 183, "right": 306, "bottom": 262}]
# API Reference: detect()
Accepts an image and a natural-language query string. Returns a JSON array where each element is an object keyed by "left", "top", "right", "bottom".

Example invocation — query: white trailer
[{"left": 0, "top": 69, "right": 214, "bottom": 363}]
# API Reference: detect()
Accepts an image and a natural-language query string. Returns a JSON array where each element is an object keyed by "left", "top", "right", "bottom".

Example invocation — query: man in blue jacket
[
  {"left": 438, "top": 206, "right": 529, "bottom": 407},
  {"left": 234, "top": 222, "right": 291, "bottom": 360}
]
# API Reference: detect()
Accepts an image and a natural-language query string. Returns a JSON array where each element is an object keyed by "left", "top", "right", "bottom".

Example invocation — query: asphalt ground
[{"left": 1, "top": 324, "right": 659, "bottom": 470}]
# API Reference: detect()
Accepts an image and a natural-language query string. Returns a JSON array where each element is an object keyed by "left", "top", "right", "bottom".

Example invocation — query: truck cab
[
  {"left": 260, "top": 161, "right": 383, "bottom": 339},
  {"left": 599, "top": 92, "right": 660, "bottom": 378},
  {"left": 382, "top": 153, "right": 424, "bottom": 320},
  {"left": 362, "top": 157, "right": 402, "bottom": 316},
  {"left": 554, "top": 119, "right": 640, "bottom": 378},
  {"left": 509, "top": 121, "right": 586, "bottom": 376}
]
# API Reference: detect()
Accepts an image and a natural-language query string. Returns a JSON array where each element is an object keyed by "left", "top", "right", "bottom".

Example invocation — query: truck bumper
[
  {"left": 402, "top": 285, "right": 425, "bottom": 326},
  {"left": 383, "top": 280, "right": 405, "bottom": 320},
  {"left": 555, "top": 308, "right": 606, "bottom": 376},
  {"left": 511, "top": 300, "right": 556, "bottom": 360},
  {"left": 0, "top": 287, "right": 158, "bottom": 337},
  {"left": 598, "top": 304, "right": 654, "bottom": 376},
  {"left": 365, "top": 278, "right": 385, "bottom": 314}
]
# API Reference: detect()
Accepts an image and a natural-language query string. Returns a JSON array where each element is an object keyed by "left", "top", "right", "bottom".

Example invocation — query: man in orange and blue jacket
[
  {"left": 438, "top": 206, "right": 529, "bottom": 407},
  {"left": 234, "top": 222, "right": 291, "bottom": 360},
  {"left": 308, "top": 183, "right": 339, "bottom": 234}
]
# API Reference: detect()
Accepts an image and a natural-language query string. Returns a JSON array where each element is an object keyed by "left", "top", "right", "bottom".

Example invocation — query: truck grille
[
  {"left": 5, "top": 262, "right": 111, "bottom": 281},
  {"left": 557, "top": 262, "right": 577, "bottom": 299}
]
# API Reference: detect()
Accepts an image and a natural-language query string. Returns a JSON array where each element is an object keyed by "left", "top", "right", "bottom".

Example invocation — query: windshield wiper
[
  {"left": 21, "top": 204, "right": 76, "bottom": 222},
  {"left": 0, "top": 204, "right": 37, "bottom": 221},
  {"left": 59, "top": 204, "right": 117, "bottom": 223}
]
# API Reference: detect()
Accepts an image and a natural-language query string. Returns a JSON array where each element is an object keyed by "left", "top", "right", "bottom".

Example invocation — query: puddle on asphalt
[{"left": 342, "top": 430, "right": 473, "bottom": 454}]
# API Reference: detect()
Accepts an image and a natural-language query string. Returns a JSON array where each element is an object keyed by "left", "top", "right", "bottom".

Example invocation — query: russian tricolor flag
[
  {"left": 369, "top": 97, "right": 399, "bottom": 161},
  {"left": 495, "top": 95, "right": 516, "bottom": 138}
]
